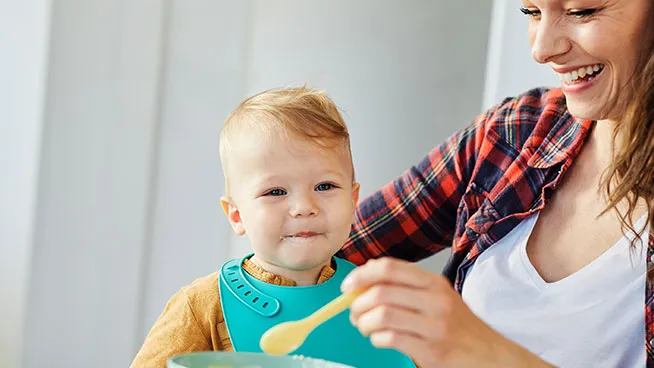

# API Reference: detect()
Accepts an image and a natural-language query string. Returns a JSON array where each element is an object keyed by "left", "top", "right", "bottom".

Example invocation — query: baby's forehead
[
  {"left": 229, "top": 136, "right": 353, "bottom": 177},
  {"left": 232, "top": 127, "right": 347, "bottom": 154},
  {"left": 245, "top": 139, "right": 349, "bottom": 165}
]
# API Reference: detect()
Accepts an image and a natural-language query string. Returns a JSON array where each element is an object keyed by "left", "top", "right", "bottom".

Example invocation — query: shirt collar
[{"left": 527, "top": 112, "right": 594, "bottom": 169}]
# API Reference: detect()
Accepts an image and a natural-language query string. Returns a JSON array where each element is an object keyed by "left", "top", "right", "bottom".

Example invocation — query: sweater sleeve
[{"left": 130, "top": 275, "right": 223, "bottom": 368}]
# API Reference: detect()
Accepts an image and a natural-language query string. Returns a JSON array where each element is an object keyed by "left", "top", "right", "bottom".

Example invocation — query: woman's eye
[
  {"left": 520, "top": 7, "right": 541, "bottom": 19},
  {"left": 568, "top": 9, "right": 597, "bottom": 19},
  {"left": 265, "top": 189, "right": 286, "bottom": 196},
  {"left": 315, "top": 183, "right": 335, "bottom": 191}
]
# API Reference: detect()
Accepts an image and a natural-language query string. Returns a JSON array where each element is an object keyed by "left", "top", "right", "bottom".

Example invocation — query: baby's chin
[
  {"left": 278, "top": 252, "right": 336, "bottom": 271},
  {"left": 282, "top": 257, "right": 333, "bottom": 272}
]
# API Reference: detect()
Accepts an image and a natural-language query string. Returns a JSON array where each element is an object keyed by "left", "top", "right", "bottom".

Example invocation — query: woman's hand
[{"left": 341, "top": 257, "right": 554, "bottom": 367}]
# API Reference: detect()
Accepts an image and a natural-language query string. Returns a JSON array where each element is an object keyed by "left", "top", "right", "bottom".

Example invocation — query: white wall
[
  {"left": 140, "top": 0, "right": 251, "bottom": 341},
  {"left": 0, "top": 1, "right": 51, "bottom": 367},
  {"left": 4, "top": 1, "right": 495, "bottom": 367},
  {"left": 21, "top": 1, "right": 166, "bottom": 367}
]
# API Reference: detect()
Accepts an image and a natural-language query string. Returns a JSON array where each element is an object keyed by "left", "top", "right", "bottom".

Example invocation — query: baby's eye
[
  {"left": 265, "top": 189, "right": 286, "bottom": 196},
  {"left": 315, "top": 183, "right": 336, "bottom": 191}
]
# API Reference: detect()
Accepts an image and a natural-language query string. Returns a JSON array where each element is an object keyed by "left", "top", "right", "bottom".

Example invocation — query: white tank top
[{"left": 462, "top": 213, "right": 648, "bottom": 368}]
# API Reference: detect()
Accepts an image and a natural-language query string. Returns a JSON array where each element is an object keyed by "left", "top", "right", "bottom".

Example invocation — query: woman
[{"left": 339, "top": 1, "right": 654, "bottom": 366}]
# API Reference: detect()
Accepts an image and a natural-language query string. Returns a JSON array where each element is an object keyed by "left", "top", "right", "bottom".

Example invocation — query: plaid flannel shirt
[{"left": 338, "top": 87, "right": 654, "bottom": 365}]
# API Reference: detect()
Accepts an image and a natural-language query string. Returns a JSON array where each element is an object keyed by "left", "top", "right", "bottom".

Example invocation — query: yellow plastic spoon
[{"left": 259, "top": 290, "right": 364, "bottom": 355}]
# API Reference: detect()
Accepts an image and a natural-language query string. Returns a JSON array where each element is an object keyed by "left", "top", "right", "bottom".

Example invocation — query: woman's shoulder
[
  {"left": 487, "top": 87, "right": 570, "bottom": 126},
  {"left": 480, "top": 87, "right": 574, "bottom": 150}
]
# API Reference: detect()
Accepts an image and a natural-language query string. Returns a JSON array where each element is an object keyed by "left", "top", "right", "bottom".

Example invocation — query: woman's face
[{"left": 524, "top": 0, "right": 654, "bottom": 121}]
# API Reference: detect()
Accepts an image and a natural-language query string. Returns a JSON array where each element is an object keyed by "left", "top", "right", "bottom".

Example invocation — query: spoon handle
[{"left": 305, "top": 290, "right": 363, "bottom": 327}]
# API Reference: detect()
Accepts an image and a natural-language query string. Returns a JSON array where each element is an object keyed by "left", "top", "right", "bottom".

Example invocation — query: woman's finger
[
  {"left": 350, "top": 284, "right": 452, "bottom": 319},
  {"left": 354, "top": 303, "right": 443, "bottom": 340},
  {"left": 368, "top": 329, "right": 441, "bottom": 367},
  {"left": 341, "top": 257, "right": 449, "bottom": 293}
]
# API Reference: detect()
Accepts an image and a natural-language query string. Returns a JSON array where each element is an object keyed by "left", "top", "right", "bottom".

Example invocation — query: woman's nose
[{"left": 530, "top": 18, "right": 571, "bottom": 64}]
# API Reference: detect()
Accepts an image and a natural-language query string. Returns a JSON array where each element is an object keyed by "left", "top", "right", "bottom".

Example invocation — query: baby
[{"left": 131, "top": 86, "right": 414, "bottom": 368}]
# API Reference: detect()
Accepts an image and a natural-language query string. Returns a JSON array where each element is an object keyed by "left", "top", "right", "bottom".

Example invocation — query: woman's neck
[{"left": 591, "top": 119, "right": 619, "bottom": 163}]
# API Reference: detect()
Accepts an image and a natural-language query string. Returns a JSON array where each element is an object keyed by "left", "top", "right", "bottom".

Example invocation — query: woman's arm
[{"left": 340, "top": 111, "right": 490, "bottom": 265}]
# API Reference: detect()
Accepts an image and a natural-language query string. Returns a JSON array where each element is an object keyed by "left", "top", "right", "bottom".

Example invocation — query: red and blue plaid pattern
[{"left": 339, "top": 87, "right": 654, "bottom": 365}]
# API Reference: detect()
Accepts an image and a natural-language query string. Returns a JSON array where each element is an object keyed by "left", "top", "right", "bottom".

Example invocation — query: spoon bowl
[{"left": 259, "top": 290, "right": 363, "bottom": 355}]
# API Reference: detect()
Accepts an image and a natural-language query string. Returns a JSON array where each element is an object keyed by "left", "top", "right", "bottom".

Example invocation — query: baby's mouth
[{"left": 281, "top": 231, "right": 320, "bottom": 240}]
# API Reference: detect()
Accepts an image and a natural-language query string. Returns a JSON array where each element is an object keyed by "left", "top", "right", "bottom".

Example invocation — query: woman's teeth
[{"left": 559, "top": 64, "right": 604, "bottom": 84}]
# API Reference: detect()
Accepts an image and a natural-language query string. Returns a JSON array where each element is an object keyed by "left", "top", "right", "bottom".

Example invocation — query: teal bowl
[{"left": 167, "top": 352, "right": 355, "bottom": 368}]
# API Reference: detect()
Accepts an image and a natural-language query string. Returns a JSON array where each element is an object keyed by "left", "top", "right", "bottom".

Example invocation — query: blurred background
[{"left": 1, "top": 0, "right": 558, "bottom": 367}]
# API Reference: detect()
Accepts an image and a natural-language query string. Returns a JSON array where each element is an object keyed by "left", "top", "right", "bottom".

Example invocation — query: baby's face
[{"left": 224, "top": 133, "right": 359, "bottom": 273}]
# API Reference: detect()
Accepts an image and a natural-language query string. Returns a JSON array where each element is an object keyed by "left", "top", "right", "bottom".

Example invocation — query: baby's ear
[
  {"left": 220, "top": 196, "right": 246, "bottom": 236},
  {"left": 352, "top": 182, "right": 360, "bottom": 204},
  {"left": 351, "top": 182, "right": 361, "bottom": 221}
]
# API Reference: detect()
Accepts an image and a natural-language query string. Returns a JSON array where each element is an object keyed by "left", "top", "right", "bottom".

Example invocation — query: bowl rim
[{"left": 166, "top": 351, "right": 353, "bottom": 367}]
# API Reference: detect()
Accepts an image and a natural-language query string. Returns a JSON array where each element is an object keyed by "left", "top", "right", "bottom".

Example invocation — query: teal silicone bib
[{"left": 219, "top": 255, "right": 415, "bottom": 368}]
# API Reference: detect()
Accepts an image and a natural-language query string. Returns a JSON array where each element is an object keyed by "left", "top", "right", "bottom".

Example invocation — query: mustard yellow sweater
[{"left": 130, "top": 259, "right": 336, "bottom": 368}]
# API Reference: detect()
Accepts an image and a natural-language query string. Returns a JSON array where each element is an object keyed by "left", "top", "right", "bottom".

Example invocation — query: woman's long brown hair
[{"left": 602, "top": 7, "right": 654, "bottom": 283}]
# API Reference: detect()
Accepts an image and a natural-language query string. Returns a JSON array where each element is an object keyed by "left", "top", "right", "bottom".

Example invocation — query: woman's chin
[{"left": 565, "top": 102, "right": 606, "bottom": 121}]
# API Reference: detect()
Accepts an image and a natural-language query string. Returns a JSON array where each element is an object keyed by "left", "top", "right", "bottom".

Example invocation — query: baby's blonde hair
[{"left": 220, "top": 86, "right": 354, "bottom": 194}]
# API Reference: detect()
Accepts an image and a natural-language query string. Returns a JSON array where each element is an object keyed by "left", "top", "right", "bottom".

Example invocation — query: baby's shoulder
[{"left": 178, "top": 271, "right": 221, "bottom": 311}]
